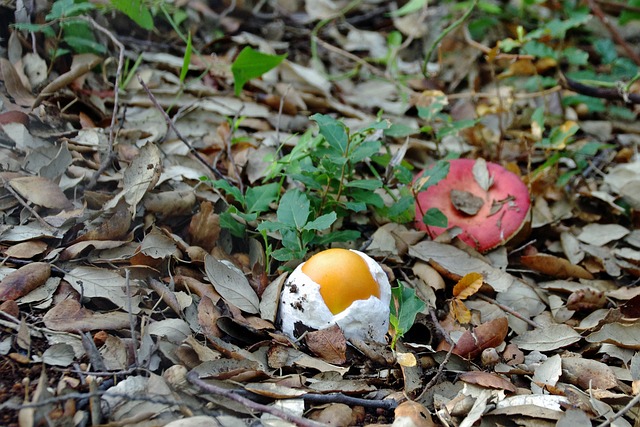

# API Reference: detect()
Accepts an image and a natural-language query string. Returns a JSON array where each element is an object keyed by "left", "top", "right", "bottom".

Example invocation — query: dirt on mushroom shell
[{"left": 277, "top": 249, "right": 391, "bottom": 343}]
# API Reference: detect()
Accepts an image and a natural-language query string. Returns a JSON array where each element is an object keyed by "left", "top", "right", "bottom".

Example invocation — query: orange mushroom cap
[{"left": 301, "top": 248, "right": 381, "bottom": 315}]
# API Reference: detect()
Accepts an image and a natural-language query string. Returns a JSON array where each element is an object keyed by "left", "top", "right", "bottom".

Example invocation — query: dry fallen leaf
[
  {"left": 409, "top": 241, "right": 518, "bottom": 292},
  {"left": 43, "top": 299, "right": 130, "bottom": 332},
  {"left": 437, "top": 317, "right": 509, "bottom": 359},
  {"left": 520, "top": 253, "right": 594, "bottom": 279},
  {"left": 9, "top": 176, "right": 73, "bottom": 210},
  {"left": 0, "top": 262, "right": 51, "bottom": 301},
  {"left": 561, "top": 357, "right": 618, "bottom": 390},
  {"left": 305, "top": 324, "right": 347, "bottom": 365},
  {"left": 459, "top": 371, "right": 517, "bottom": 393}
]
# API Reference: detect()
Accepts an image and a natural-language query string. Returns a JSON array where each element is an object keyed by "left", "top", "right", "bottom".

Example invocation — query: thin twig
[
  {"left": 304, "top": 393, "right": 397, "bottom": 411},
  {"left": 415, "top": 308, "right": 457, "bottom": 399},
  {"left": 597, "top": 391, "right": 640, "bottom": 427},
  {"left": 124, "top": 268, "right": 139, "bottom": 368},
  {"left": 137, "top": 76, "right": 228, "bottom": 181},
  {"left": 187, "top": 370, "right": 325, "bottom": 427},
  {"left": 81, "top": 16, "right": 125, "bottom": 190},
  {"left": 561, "top": 73, "right": 640, "bottom": 104},
  {"left": 475, "top": 293, "right": 540, "bottom": 328},
  {"left": 462, "top": 25, "right": 535, "bottom": 61},
  {"left": 586, "top": 0, "right": 640, "bottom": 67},
  {"left": 422, "top": 0, "right": 479, "bottom": 77}
]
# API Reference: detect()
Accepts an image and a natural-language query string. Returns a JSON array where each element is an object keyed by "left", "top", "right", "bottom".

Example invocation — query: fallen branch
[
  {"left": 561, "top": 73, "right": 640, "bottom": 104},
  {"left": 187, "top": 370, "right": 325, "bottom": 427}
]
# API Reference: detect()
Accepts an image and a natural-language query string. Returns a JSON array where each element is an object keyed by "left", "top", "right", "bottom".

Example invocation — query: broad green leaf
[
  {"left": 417, "top": 95, "right": 448, "bottom": 120},
  {"left": 277, "top": 190, "right": 310, "bottom": 229},
  {"left": 311, "top": 114, "right": 348, "bottom": 153},
  {"left": 348, "top": 189, "right": 384, "bottom": 208},
  {"left": 390, "top": 282, "right": 426, "bottom": 347},
  {"left": 110, "top": 0, "right": 154, "bottom": 30},
  {"left": 231, "top": 47, "right": 287, "bottom": 96},
  {"left": 350, "top": 140, "right": 381, "bottom": 163},
  {"left": 303, "top": 212, "right": 337, "bottom": 231},
  {"left": 423, "top": 208, "right": 448, "bottom": 228},
  {"left": 245, "top": 183, "right": 280, "bottom": 214}
]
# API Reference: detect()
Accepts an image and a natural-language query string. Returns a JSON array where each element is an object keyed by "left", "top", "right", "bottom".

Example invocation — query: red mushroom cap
[{"left": 415, "top": 158, "right": 531, "bottom": 252}]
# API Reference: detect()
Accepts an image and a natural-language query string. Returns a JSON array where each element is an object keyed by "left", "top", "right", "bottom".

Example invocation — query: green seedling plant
[
  {"left": 212, "top": 114, "right": 430, "bottom": 266},
  {"left": 389, "top": 281, "right": 426, "bottom": 350},
  {"left": 212, "top": 180, "right": 281, "bottom": 238},
  {"left": 13, "top": 0, "right": 106, "bottom": 58},
  {"left": 256, "top": 190, "right": 337, "bottom": 262}
]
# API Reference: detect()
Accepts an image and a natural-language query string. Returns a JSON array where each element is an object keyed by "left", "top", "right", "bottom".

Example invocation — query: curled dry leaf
[
  {"left": 459, "top": 371, "right": 517, "bottom": 393},
  {"left": 437, "top": 317, "right": 509, "bottom": 359},
  {"left": 0, "top": 262, "right": 50, "bottom": 301},
  {"left": 43, "top": 299, "right": 130, "bottom": 332},
  {"left": 188, "top": 201, "right": 221, "bottom": 252},
  {"left": 520, "top": 253, "right": 594, "bottom": 280},
  {"left": 72, "top": 199, "right": 131, "bottom": 243},
  {"left": 305, "top": 324, "right": 347, "bottom": 365}
]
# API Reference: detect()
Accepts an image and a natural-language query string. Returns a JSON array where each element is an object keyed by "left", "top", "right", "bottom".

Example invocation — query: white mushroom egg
[{"left": 278, "top": 248, "right": 391, "bottom": 343}]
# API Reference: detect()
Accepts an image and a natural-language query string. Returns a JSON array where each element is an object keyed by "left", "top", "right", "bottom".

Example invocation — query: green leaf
[
  {"left": 390, "top": 282, "right": 426, "bottom": 346},
  {"left": 110, "top": 0, "right": 154, "bottom": 30},
  {"left": 219, "top": 211, "right": 246, "bottom": 237},
  {"left": 423, "top": 208, "right": 448, "bottom": 228},
  {"left": 11, "top": 23, "right": 57, "bottom": 37},
  {"left": 349, "top": 140, "right": 381, "bottom": 163},
  {"left": 314, "top": 230, "right": 361, "bottom": 245},
  {"left": 48, "top": 0, "right": 95, "bottom": 20},
  {"left": 348, "top": 189, "right": 384, "bottom": 208},
  {"left": 180, "top": 32, "right": 192, "bottom": 84},
  {"left": 436, "top": 119, "right": 479, "bottom": 139},
  {"left": 231, "top": 46, "right": 287, "bottom": 96},
  {"left": 344, "top": 179, "right": 383, "bottom": 190},
  {"left": 213, "top": 179, "right": 244, "bottom": 206},
  {"left": 522, "top": 40, "right": 557, "bottom": 59},
  {"left": 303, "top": 212, "right": 337, "bottom": 231},
  {"left": 245, "top": 183, "right": 280, "bottom": 215},
  {"left": 562, "top": 47, "right": 588, "bottom": 65},
  {"left": 414, "top": 160, "right": 450, "bottom": 192},
  {"left": 256, "top": 220, "right": 287, "bottom": 233},
  {"left": 389, "top": 0, "right": 427, "bottom": 16},
  {"left": 311, "top": 114, "right": 349, "bottom": 153},
  {"left": 277, "top": 190, "right": 310, "bottom": 229},
  {"left": 417, "top": 96, "right": 448, "bottom": 120}
]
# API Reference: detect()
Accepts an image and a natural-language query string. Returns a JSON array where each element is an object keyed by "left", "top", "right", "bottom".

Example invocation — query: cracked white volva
[{"left": 277, "top": 249, "right": 391, "bottom": 343}]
